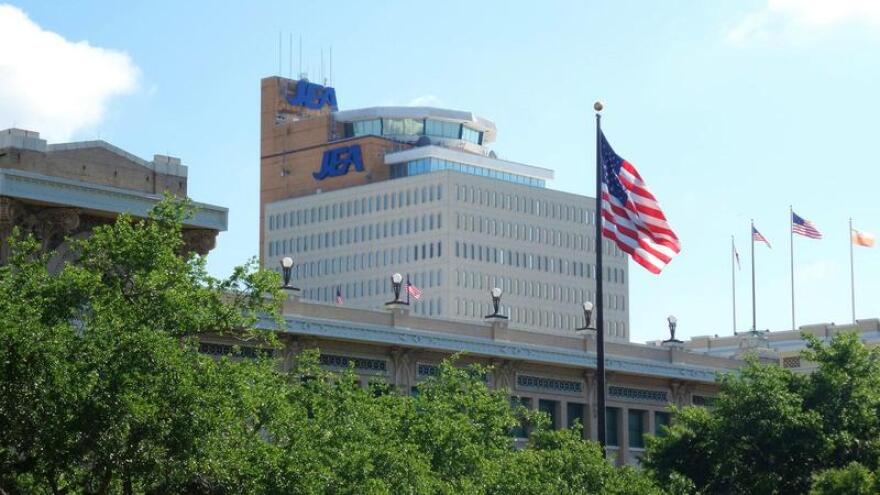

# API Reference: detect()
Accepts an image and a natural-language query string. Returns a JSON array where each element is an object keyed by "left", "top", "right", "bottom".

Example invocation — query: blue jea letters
[
  {"left": 286, "top": 79, "right": 338, "bottom": 110},
  {"left": 314, "top": 145, "right": 364, "bottom": 180}
]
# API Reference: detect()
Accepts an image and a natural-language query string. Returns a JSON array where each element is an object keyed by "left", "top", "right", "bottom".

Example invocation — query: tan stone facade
[
  {"left": 201, "top": 296, "right": 739, "bottom": 466},
  {"left": 259, "top": 76, "right": 410, "bottom": 262},
  {"left": 0, "top": 128, "right": 227, "bottom": 265}
]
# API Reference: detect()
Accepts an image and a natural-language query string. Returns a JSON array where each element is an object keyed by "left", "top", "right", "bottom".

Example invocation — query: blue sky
[{"left": 3, "top": 0, "right": 880, "bottom": 342}]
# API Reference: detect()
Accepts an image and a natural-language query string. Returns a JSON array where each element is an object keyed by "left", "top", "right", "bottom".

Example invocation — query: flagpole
[
  {"left": 593, "top": 103, "right": 607, "bottom": 451},
  {"left": 406, "top": 273, "right": 411, "bottom": 305},
  {"left": 850, "top": 218, "right": 855, "bottom": 323},
  {"left": 751, "top": 219, "right": 756, "bottom": 331},
  {"left": 731, "top": 235, "right": 737, "bottom": 334},
  {"left": 790, "top": 206, "right": 795, "bottom": 330}
]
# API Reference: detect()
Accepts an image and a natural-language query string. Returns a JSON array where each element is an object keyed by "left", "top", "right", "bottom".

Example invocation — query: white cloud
[
  {"left": 0, "top": 4, "right": 139, "bottom": 141},
  {"left": 407, "top": 94, "right": 443, "bottom": 107},
  {"left": 726, "top": 0, "right": 880, "bottom": 44}
]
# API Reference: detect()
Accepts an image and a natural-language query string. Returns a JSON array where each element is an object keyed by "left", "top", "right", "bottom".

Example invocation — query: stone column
[
  {"left": 492, "top": 359, "right": 517, "bottom": 393},
  {"left": 182, "top": 228, "right": 218, "bottom": 256},
  {"left": 0, "top": 197, "right": 20, "bottom": 265},
  {"left": 583, "top": 370, "right": 596, "bottom": 441},
  {"left": 389, "top": 347, "right": 415, "bottom": 392}
]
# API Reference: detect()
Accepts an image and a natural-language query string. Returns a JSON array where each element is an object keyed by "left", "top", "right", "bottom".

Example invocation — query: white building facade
[{"left": 262, "top": 104, "right": 630, "bottom": 340}]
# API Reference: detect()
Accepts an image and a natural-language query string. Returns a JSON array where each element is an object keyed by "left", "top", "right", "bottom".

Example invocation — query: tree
[
  {"left": 0, "top": 199, "right": 283, "bottom": 494},
  {"left": 643, "top": 333, "right": 880, "bottom": 494},
  {"left": 0, "top": 197, "right": 667, "bottom": 494},
  {"left": 810, "top": 462, "right": 878, "bottom": 495}
]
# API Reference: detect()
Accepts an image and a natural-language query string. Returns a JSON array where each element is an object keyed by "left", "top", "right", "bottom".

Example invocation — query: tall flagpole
[
  {"left": 850, "top": 218, "right": 856, "bottom": 323},
  {"left": 790, "top": 206, "right": 795, "bottom": 330},
  {"left": 751, "top": 219, "right": 756, "bottom": 331},
  {"left": 594, "top": 102, "right": 607, "bottom": 451},
  {"left": 731, "top": 235, "right": 737, "bottom": 334}
]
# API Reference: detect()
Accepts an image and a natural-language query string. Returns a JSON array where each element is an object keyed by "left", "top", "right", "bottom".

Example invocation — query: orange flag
[{"left": 852, "top": 229, "right": 875, "bottom": 248}]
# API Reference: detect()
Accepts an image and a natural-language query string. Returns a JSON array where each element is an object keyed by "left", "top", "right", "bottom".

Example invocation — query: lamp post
[
  {"left": 663, "top": 314, "right": 682, "bottom": 343},
  {"left": 279, "top": 257, "right": 300, "bottom": 291},
  {"left": 484, "top": 287, "right": 508, "bottom": 319},
  {"left": 385, "top": 272, "right": 406, "bottom": 306},
  {"left": 576, "top": 301, "right": 595, "bottom": 331}
]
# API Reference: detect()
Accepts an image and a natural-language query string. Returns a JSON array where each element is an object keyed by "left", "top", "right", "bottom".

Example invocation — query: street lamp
[
  {"left": 385, "top": 272, "right": 407, "bottom": 306},
  {"left": 279, "top": 257, "right": 300, "bottom": 291},
  {"left": 484, "top": 287, "right": 508, "bottom": 319},
  {"left": 663, "top": 314, "right": 682, "bottom": 343},
  {"left": 576, "top": 301, "right": 595, "bottom": 331}
]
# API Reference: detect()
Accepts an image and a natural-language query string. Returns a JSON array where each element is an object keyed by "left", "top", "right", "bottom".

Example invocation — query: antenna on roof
[
  {"left": 329, "top": 46, "right": 332, "bottom": 86},
  {"left": 277, "top": 31, "right": 282, "bottom": 75},
  {"left": 321, "top": 48, "right": 325, "bottom": 86},
  {"left": 298, "top": 36, "right": 303, "bottom": 79},
  {"left": 288, "top": 33, "right": 293, "bottom": 78}
]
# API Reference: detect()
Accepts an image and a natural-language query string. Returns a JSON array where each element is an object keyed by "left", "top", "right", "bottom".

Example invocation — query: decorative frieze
[
  {"left": 516, "top": 374, "right": 583, "bottom": 395},
  {"left": 608, "top": 385, "right": 668, "bottom": 403}
]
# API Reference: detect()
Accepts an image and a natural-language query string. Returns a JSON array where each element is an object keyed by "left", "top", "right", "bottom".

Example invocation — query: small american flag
[
  {"left": 406, "top": 282, "right": 422, "bottom": 300},
  {"left": 734, "top": 240, "right": 741, "bottom": 270},
  {"left": 599, "top": 131, "right": 680, "bottom": 274},
  {"left": 752, "top": 226, "right": 772, "bottom": 248},
  {"left": 335, "top": 286, "right": 344, "bottom": 305},
  {"left": 791, "top": 212, "right": 822, "bottom": 239}
]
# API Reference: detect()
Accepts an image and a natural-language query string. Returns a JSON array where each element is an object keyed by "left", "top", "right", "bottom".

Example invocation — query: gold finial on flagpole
[{"left": 594, "top": 101, "right": 604, "bottom": 112}]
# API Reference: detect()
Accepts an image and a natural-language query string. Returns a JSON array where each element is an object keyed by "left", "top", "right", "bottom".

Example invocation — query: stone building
[
  {"left": 260, "top": 76, "right": 630, "bottom": 339},
  {"left": 201, "top": 295, "right": 743, "bottom": 466},
  {"left": 0, "top": 128, "right": 227, "bottom": 267},
  {"left": 654, "top": 318, "right": 880, "bottom": 373}
]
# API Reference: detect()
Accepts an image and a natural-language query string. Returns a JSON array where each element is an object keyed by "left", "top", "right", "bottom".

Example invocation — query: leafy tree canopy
[
  {"left": 644, "top": 332, "right": 880, "bottom": 494},
  {"left": 0, "top": 198, "right": 664, "bottom": 494}
]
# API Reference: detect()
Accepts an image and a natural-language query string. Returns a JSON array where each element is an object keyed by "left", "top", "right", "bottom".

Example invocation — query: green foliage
[
  {"left": 487, "top": 428, "right": 666, "bottom": 495},
  {"left": 0, "top": 197, "right": 665, "bottom": 494},
  {"left": 644, "top": 333, "right": 880, "bottom": 494},
  {"left": 810, "top": 462, "right": 878, "bottom": 495}
]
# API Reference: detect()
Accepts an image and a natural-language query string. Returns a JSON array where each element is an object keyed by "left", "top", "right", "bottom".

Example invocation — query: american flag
[
  {"left": 406, "top": 281, "right": 422, "bottom": 300},
  {"left": 791, "top": 212, "right": 822, "bottom": 239},
  {"left": 599, "top": 131, "right": 680, "bottom": 274},
  {"left": 335, "top": 286, "right": 344, "bottom": 305},
  {"left": 734, "top": 240, "right": 741, "bottom": 270},
  {"left": 752, "top": 226, "right": 772, "bottom": 248}
]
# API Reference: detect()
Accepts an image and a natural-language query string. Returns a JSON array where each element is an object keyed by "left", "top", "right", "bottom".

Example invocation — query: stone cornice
[
  {"left": 260, "top": 314, "right": 727, "bottom": 383},
  {"left": 0, "top": 168, "right": 227, "bottom": 231}
]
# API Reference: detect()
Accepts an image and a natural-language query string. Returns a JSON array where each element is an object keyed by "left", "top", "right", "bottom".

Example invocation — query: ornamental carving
[{"left": 182, "top": 228, "right": 218, "bottom": 256}]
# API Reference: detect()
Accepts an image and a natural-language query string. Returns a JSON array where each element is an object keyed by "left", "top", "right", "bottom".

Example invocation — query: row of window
[
  {"left": 273, "top": 242, "right": 443, "bottom": 280},
  {"left": 390, "top": 158, "right": 545, "bottom": 188},
  {"left": 266, "top": 184, "right": 444, "bottom": 232},
  {"left": 510, "top": 399, "right": 668, "bottom": 445},
  {"left": 267, "top": 213, "right": 443, "bottom": 257},
  {"left": 454, "top": 241, "right": 626, "bottom": 284},
  {"left": 605, "top": 407, "right": 671, "bottom": 448},
  {"left": 346, "top": 117, "right": 483, "bottom": 145},
  {"left": 455, "top": 184, "right": 590, "bottom": 225},
  {"left": 456, "top": 212, "right": 623, "bottom": 257},
  {"left": 453, "top": 270, "right": 627, "bottom": 311},
  {"left": 304, "top": 286, "right": 444, "bottom": 317}
]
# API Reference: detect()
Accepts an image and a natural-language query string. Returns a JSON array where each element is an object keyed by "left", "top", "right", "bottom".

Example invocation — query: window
[
  {"left": 461, "top": 125, "right": 482, "bottom": 144},
  {"left": 628, "top": 410, "right": 646, "bottom": 448},
  {"left": 655, "top": 411, "right": 671, "bottom": 437},
  {"left": 425, "top": 119, "right": 460, "bottom": 139},
  {"left": 538, "top": 399, "right": 559, "bottom": 430},
  {"left": 567, "top": 402, "right": 585, "bottom": 433},
  {"left": 353, "top": 119, "right": 381, "bottom": 136},
  {"left": 606, "top": 407, "right": 620, "bottom": 447},
  {"left": 510, "top": 397, "right": 532, "bottom": 438}
]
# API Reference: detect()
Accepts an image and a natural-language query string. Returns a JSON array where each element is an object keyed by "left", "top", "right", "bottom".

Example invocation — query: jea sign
[
  {"left": 286, "top": 79, "right": 338, "bottom": 110},
  {"left": 313, "top": 145, "right": 364, "bottom": 180}
]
